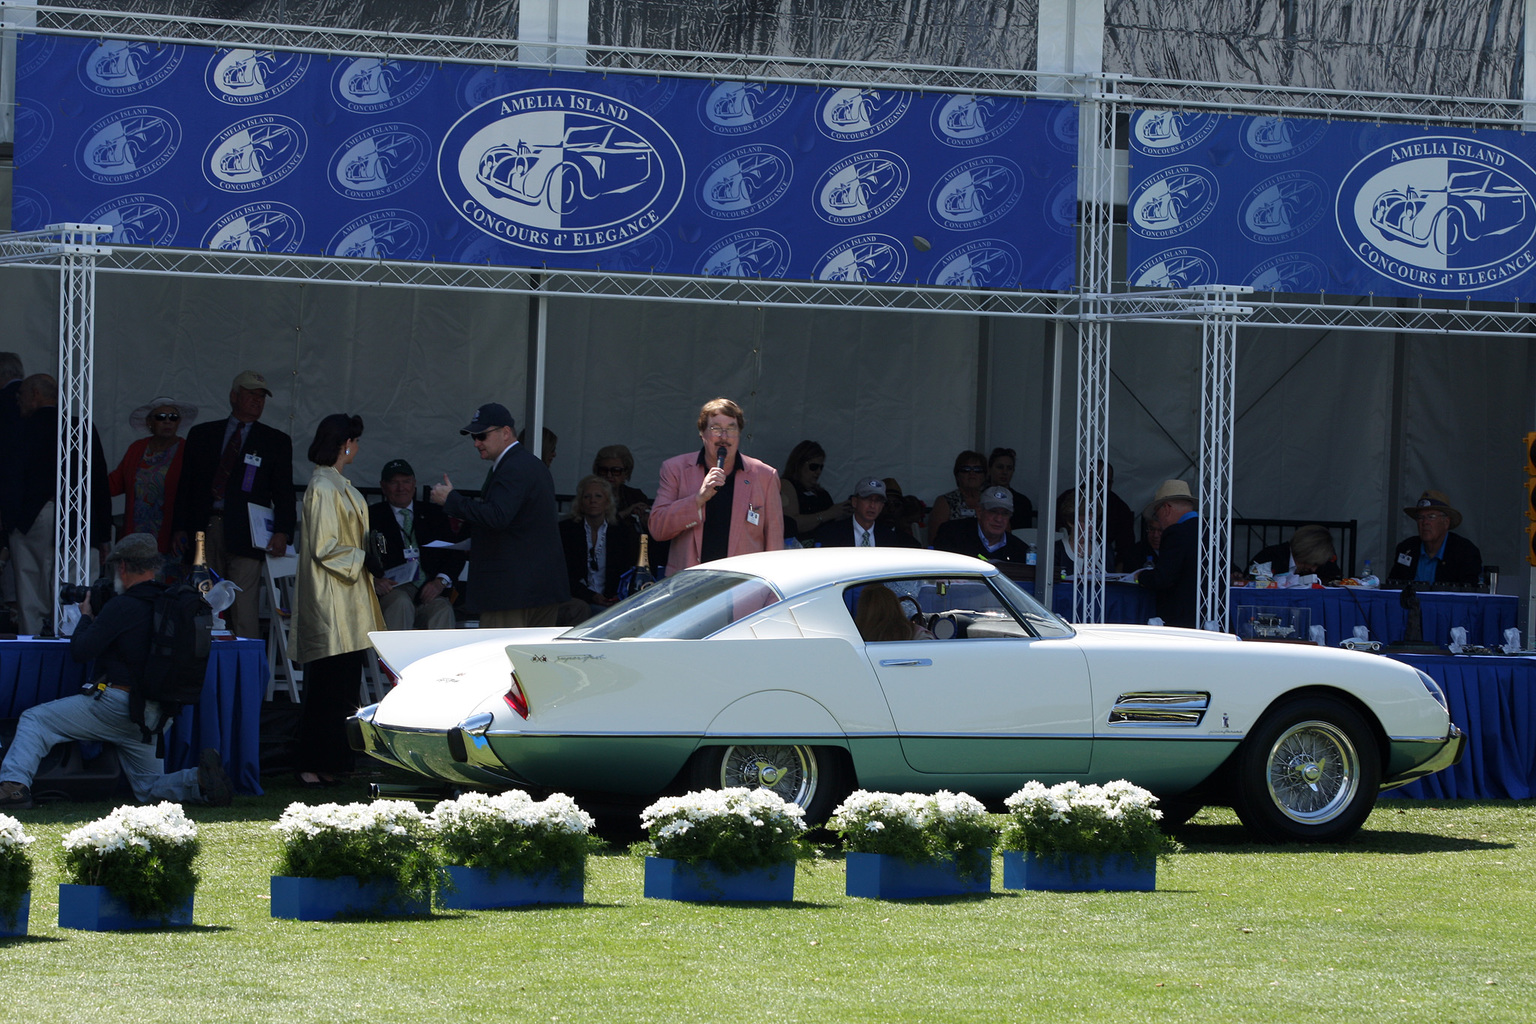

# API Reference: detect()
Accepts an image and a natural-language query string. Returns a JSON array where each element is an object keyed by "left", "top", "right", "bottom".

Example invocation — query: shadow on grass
[{"left": 1172, "top": 820, "right": 1513, "bottom": 853}]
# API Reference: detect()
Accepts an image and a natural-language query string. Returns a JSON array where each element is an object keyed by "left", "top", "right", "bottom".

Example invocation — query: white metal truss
[
  {"left": 1068, "top": 81, "right": 1124, "bottom": 623},
  {"left": 1, "top": 225, "right": 112, "bottom": 631},
  {"left": 1196, "top": 303, "right": 1244, "bottom": 633}
]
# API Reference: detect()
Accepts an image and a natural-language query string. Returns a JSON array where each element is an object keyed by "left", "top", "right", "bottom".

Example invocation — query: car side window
[{"left": 846, "top": 577, "right": 1033, "bottom": 642}]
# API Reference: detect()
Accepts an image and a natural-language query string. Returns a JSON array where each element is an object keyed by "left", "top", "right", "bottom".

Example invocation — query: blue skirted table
[
  {"left": 1230, "top": 587, "right": 1516, "bottom": 648},
  {"left": 0, "top": 637, "right": 266, "bottom": 794},
  {"left": 1383, "top": 653, "right": 1536, "bottom": 801}
]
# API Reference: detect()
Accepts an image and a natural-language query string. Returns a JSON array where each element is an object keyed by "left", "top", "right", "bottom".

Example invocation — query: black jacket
[
  {"left": 442, "top": 443, "right": 570, "bottom": 612},
  {"left": 176, "top": 417, "right": 296, "bottom": 557},
  {"left": 1386, "top": 532, "right": 1483, "bottom": 585},
  {"left": 932, "top": 519, "right": 1031, "bottom": 563},
  {"left": 69, "top": 580, "right": 160, "bottom": 689},
  {"left": 368, "top": 498, "right": 468, "bottom": 584},
  {"left": 811, "top": 518, "right": 919, "bottom": 548},
  {"left": 1138, "top": 514, "right": 1199, "bottom": 628},
  {"left": 559, "top": 516, "right": 641, "bottom": 602}
]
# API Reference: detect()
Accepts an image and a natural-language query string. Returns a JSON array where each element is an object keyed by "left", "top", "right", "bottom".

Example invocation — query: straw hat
[
  {"left": 129, "top": 396, "right": 198, "bottom": 432},
  {"left": 1403, "top": 490, "right": 1461, "bottom": 530}
]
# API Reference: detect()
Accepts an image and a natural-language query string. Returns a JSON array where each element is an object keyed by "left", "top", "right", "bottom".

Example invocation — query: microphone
[{"left": 715, "top": 445, "right": 727, "bottom": 470}]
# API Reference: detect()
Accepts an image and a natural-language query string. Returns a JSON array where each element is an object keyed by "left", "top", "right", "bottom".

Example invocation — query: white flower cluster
[
  {"left": 272, "top": 799, "right": 428, "bottom": 841},
  {"left": 640, "top": 787, "right": 805, "bottom": 833},
  {"left": 431, "top": 790, "right": 595, "bottom": 835},
  {"left": 0, "top": 813, "right": 35, "bottom": 852},
  {"left": 62, "top": 802, "right": 198, "bottom": 855},
  {"left": 1004, "top": 779, "right": 1162, "bottom": 823},
  {"left": 829, "top": 789, "right": 989, "bottom": 832}
]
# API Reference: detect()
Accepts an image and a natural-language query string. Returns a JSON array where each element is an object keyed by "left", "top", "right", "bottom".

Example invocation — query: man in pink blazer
[{"left": 650, "top": 397, "right": 785, "bottom": 575}]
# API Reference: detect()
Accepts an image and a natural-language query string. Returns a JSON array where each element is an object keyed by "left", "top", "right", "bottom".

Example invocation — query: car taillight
[
  {"left": 376, "top": 657, "right": 399, "bottom": 688},
  {"left": 504, "top": 669, "right": 530, "bottom": 719}
]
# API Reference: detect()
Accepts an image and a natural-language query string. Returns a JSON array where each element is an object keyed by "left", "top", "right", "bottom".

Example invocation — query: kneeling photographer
[{"left": 0, "top": 534, "right": 232, "bottom": 811}]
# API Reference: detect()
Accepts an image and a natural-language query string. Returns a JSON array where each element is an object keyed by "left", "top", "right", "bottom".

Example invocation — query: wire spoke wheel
[
  {"left": 717, "top": 744, "right": 817, "bottom": 808},
  {"left": 1266, "top": 719, "right": 1359, "bottom": 823}
]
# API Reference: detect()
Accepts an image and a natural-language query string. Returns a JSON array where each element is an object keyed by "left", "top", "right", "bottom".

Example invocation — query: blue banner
[
  {"left": 1127, "top": 109, "right": 1536, "bottom": 302},
  {"left": 11, "top": 34, "right": 1078, "bottom": 291}
]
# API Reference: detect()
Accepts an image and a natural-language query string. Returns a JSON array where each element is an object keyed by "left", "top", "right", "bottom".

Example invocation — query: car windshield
[
  {"left": 865, "top": 574, "right": 1073, "bottom": 639},
  {"left": 560, "top": 569, "right": 782, "bottom": 640}
]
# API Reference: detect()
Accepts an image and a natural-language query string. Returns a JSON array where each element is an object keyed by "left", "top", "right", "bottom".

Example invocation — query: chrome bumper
[{"left": 1380, "top": 724, "right": 1467, "bottom": 791}]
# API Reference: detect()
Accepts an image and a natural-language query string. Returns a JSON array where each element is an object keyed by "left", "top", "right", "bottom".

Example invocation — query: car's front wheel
[
  {"left": 687, "top": 744, "right": 846, "bottom": 824},
  {"left": 1231, "top": 696, "right": 1381, "bottom": 843}
]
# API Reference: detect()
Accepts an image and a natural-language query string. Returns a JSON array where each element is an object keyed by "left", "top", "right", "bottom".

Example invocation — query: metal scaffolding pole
[
  {"left": 1196, "top": 301, "right": 1243, "bottom": 633},
  {"left": 1070, "top": 78, "right": 1123, "bottom": 624}
]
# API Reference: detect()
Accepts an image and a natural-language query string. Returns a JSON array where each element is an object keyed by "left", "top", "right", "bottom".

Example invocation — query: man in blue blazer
[
  {"left": 172, "top": 369, "right": 295, "bottom": 640},
  {"left": 430, "top": 403, "right": 570, "bottom": 627}
]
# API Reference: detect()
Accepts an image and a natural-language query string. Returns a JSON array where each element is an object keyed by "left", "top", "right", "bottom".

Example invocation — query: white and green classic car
[{"left": 348, "top": 549, "right": 1463, "bottom": 843}]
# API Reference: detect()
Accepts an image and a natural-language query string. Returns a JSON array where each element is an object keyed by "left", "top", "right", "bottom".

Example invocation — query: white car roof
[{"left": 686, "top": 547, "right": 1001, "bottom": 594}]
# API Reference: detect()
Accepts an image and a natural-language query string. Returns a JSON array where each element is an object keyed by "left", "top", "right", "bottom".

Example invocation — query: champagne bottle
[
  {"left": 191, "top": 530, "right": 214, "bottom": 595},
  {"left": 620, "top": 534, "right": 657, "bottom": 599}
]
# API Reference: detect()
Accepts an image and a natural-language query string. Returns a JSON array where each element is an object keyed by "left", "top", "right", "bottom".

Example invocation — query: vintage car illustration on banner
[
  {"left": 476, "top": 124, "right": 655, "bottom": 215},
  {"left": 1370, "top": 168, "right": 1528, "bottom": 257},
  {"left": 350, "top": 549, "right": 1464, "bottom": 844}
]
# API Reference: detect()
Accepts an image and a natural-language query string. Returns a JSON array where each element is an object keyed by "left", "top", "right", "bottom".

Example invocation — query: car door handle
[{"left": 879, "top": 658, "right": 932, "bottom": 667}]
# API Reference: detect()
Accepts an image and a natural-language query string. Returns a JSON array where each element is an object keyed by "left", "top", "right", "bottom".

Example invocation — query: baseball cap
[
  {"left": 460, "top": 402, "right": 515, "bottom": 435},
  {"left": 854, "top": 477, "right": 887, "bottom": 498},
  {"left": 979, "top": 486, "right": 1014, "bottom": 512},
  {"left": 380, "top": 458, "right": 415, "bottom": 480},
  {"left": 230, "top": 369, "right": 272, "bottom": 396}
]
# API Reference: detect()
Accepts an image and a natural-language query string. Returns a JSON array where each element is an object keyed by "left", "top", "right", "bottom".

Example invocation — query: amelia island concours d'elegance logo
[
  {"left": 698, "top": 81, "right": 794, "bottom": 136},
  {"left": 1130, "top": 109, "right": 1219, "bottom": 158},
  {"left": 205, "top": 49, "right": 310, "bottom": 105},
  {"left": 331, "top": 56, "right": 434, "bottom": 113},
  {"left": 1338, "top": 134, "right": 1536, "bottom": 294},
  {"left": 75, "top": 106, "right": 182, "bottom": 184},
  {"left": 203, "top": 114, "right": 308, "bottom": 192},
  {"left": 1130, "top": 165, "right": 1219, "bottom": 240},
  {"left": 817, "top": 88, "right": 911, "bottom": 142},
  {"left": 697, "top": 145, "right": 794, "bottom": 220},
  {"left": 330, "top": 123, "right": 431, "bottom": 200},
  {"left": 79, "top": 40, "right": 184, "bottom": 96},
  {"left": 931, "top": 94, "right": 1024, "bottom": 148},
  {"left": 440, "top": 88, "right": 686, "bottom": 253}
]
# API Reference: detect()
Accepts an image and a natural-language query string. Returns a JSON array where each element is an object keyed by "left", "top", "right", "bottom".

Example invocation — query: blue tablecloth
[
  {"left": 0, "top": 638, "right": 265, "bottom": 795},
  {"left": 1383, "top": 653, "right": 1536, "bottom": 801},
  {"left": 1230, "top": 587, "right": 1516, "bottom": 648}
]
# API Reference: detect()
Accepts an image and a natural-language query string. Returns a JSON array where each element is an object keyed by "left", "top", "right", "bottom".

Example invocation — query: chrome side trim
[{"left": 1107, "top": 690, "right": 1211, "bottom": 726}]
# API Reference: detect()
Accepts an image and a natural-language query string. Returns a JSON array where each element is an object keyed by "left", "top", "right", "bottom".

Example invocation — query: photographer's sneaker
[
  {"left": 0, "top": 781, "right": 32, "bottom": 810},
  {"left": 197, "top": 749, "right": 233, "bottom": 808}
]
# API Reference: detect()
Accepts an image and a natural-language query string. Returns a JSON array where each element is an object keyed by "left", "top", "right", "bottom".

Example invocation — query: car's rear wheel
[
  {"left": 547, "top": 164, "right": 578, "bottom": 215},
  {"left": 687, "top": 744, "right": 845, "bottom": 824},
  {"left": 1231, "top": 696, "right": 1380, "bottom": 843}
]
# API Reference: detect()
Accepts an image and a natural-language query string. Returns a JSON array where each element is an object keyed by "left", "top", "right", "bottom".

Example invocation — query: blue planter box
[
  {"left": 439, "top": 865, "right": 583, "bottom": 909},
  {"left": 270, "top": 875, "right": 430, "bottom": 920},
  {"left": 1001, "top": 851, "right": 1157, "bottom": 892},
  {"left": 58, "top": 884, "right": 194, "bottom": 930},
  {"left": 1, "top": 892, "right": 28, "bottom": 938},
  {"left": 845, "top": 851, "right": 992, "bottom": 899},
  {"left": 643, "top": 857, "right": 795, "bottom": 902}
]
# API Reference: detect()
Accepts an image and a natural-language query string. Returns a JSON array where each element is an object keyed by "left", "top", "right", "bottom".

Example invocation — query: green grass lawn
[{"left": 3, "top": 783, "right": 1533, "bottom": 1024}]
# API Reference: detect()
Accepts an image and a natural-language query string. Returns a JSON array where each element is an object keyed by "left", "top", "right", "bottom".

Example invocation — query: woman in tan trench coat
[{"left": 293, "top": 413, "right": 384, "bottom": 786}]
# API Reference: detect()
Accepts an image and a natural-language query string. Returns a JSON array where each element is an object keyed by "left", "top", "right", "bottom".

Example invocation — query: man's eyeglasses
[
  {"left": 151, "top": 413, "right": 180, "bottom": 422},
  {"left": 706, "top": 425, "right": 740, "bottom": 438},
  {"left": 1417, "top": 511, "right": 1449, "bottom": 522}
]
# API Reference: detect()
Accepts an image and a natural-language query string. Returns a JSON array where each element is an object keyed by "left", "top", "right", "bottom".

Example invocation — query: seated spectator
[
  {"left": 518, "top": 425, "right": 558, "bottom": 468},
  {"left": 855, "top": 584, "right": 929, "bottom": 642},
  {"left": 780, "top": 440, "right": 849, "bottom": 539},
  {"left": 1133, "top": 479, "right": 1200, "bottom": 628},
  {"left": 1252, "top": 524, "right": 1343, "bottom": 583},
  {"left": 1058, "top": 460, "right": 1136, "bottom": 571},
  {"left": 987, "top": 447, "right": 1035, "bottom": 530},
  {"left": 1054, "top": 490, "right": 1115, "bottom": 577},
  {"left": 813, "top": 477, "right": 920, "bottom": 548},
  {"left": 1387, "top": 490, "right": 1483, "bottom": 585},
  {"left": 560, "top": 475, "right": 641, "bottom": 618},
  {"left": 107, "top": 395, "right": 198, "bottom": 556},
  {"left": 592, "top": 444, "right": 651, "bottom": 522},
  {"left": 928, "top": 450, "right": 988, "bottom": 537},
  {"left": 369, "top": 459, "right": 466, "bottom": 631},
  {"left": 933, "top": 486, "right": 1031, "bottom": 563},
  {"left": 879, "top": 478, "right": 928, "bottom": 544}
]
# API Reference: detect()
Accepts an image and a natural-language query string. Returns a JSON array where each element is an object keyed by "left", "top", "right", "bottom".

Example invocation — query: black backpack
[{"left": 130, "top": 583, "right": 215, "bottom": 737}]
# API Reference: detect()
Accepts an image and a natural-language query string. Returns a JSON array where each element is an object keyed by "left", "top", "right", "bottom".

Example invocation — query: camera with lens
[{"left": 59, "top": 576, "right": 116, "bottom": 612}]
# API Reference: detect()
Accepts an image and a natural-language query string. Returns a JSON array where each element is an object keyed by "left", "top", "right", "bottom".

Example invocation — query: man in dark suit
[
  {"left": 1387, "top": 490, "right": 1483, "bottom": 586},
  {"left": 173, "top": 369, "right": 295, "bottom": 640},
  {"left": 932, "top": 486, "right": 1031, "bottom": 563},
  {"left": 370, "top": 458, "right": 467, "bottom": 630},
  {"left": 813, "top": 477, "right": 919, "bottom": 548},
  {"left": 1134, "top": 479, "right": 1200, "bottom": 628},
  {"left": 429, "top": 403, "right": 570, "bottom": 627}
]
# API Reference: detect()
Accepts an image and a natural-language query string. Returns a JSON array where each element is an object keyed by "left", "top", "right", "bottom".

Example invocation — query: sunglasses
[
  {"left": 596, "top": 465, "right": 626, "bottom": 475},
  {"left": 807, "top": 462, "right": 825, "bottom": 472},
  {"left": 151, "top": 413, "right": 181, "bottom": 422},
  {"left": 470, "top": 431, "right": 492, "bottom": 442}
]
